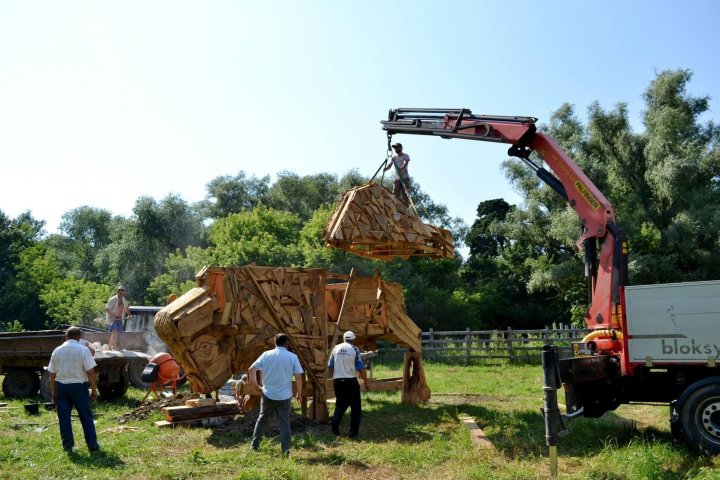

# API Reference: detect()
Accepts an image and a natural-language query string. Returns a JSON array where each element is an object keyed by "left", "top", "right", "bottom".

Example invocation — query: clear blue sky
[{"left": 1, "top": 1, "right": 718, "bottom": 235}]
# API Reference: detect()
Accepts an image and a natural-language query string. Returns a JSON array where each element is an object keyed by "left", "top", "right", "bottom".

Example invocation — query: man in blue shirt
[
  {"left": 248, "top": 333, "right": 304, "bottom": 456},
  {"left": 328, "top": 331, "right": 368, "bottom": 438}
]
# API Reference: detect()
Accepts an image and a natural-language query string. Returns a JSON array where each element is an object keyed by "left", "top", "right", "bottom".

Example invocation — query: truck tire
[
  {"left": 2, "top": 369, "right": 40, "bottom": 398},
  {"left": 680, "top": 383, "right": 720, "bottom": 454},
  {"left": 128, "top": 359, "right": 150, "bottom": 389},
  {"left": 40, "top": 369, "right": 53, "bottom": 401},
  {"left": 98, "top": 372, "right": 130, "bottom": 400}
]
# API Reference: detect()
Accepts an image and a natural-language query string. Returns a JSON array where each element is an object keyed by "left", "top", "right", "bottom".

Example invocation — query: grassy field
[{"left": 2, "top": 363, "right": 720, "bottom": 480}]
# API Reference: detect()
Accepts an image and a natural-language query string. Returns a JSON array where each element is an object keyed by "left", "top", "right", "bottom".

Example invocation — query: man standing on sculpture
[
  {"left": 105, "top": 286, "right": 130, "bottom": 350},
  {"left": 248, "top": 333, "right": 304, "bottom": 457},
  {"left": 328, "top": 331, "right": 368, "bottom": 438},
  {"left": 384, "top": 142, "right": 411, "bottom": 205},
  {"left": 47, "top": 326, "right": 100, "bottom": 453}
]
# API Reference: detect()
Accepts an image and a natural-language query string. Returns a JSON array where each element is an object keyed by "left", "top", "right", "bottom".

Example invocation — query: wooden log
[
  {"left": 401, "top": 351, "right": 431, "bottom": 405},
  {"left": 162, "top": 401, "right": 239, "bottom": 422}
]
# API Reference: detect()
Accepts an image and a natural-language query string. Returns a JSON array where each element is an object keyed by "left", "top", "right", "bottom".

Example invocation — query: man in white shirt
[
  {"left": 248, "top": 333, "right": 304, "bottom": 457},
  {"left": 327, "top": 331, "right": 368, "bottom": 438},
  {"left": 47, "top": 326, "right": 100, "bottom": 452},
  {"left": 105, "top": 285, "right": 130, "bottom": 350},
  {"left": 384, "top": 143, "right": 412, "bottom": 205}
]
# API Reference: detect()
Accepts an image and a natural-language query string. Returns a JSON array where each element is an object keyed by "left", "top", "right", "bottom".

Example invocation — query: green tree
[
  {"left": 200, "top": 171, "right": 271, "bottom": 218},
  {"left": 208, "top": 205, "right": 303, "bottom": 266},
  {"left": 40, "top": 278, "right": 113, "bottom": 327},
  {"left": 145, "top": 247, "right": 211, "bottom": 305},
  {"left": 0, "top": 211, "right": 52, "bottom": 330},
  {"left": 96, "top": 195, "right": 207, "bottom": 302},
  {"left": 265, "top": 171, "right": 343, "bottom": 221},
  {"left": 54, "top": 206, "right": 113, "bottom": 281},
  {"left": 479, "top": 69, "right": 720, "bottom": 327}
]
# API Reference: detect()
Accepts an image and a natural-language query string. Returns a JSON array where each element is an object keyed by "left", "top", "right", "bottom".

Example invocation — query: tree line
[{"left": 1, "top": 69, "right": 718, "bottom": 332}]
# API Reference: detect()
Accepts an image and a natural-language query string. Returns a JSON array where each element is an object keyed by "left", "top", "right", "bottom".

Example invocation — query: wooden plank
[
  {"left": 176, "top": 297, "right": 217, "bottom": 337},
  {"left": 459, "top": 415, "right": 493, "bottom": 449},
  {"left": 186, "top": 398, "right": 217, "bottom": 407}
]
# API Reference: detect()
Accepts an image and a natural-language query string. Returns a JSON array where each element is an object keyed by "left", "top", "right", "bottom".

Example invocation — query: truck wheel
[
  {"left": 680, "top": 383, "right": 720, "bottom": 454},
  {"left": 128, "top": 359, "right": 150, "bottom": 389},
  {"left": 40, "top": 369, "right": 53, "bottom": 401},
  {"left": 2, "top": 369, "right": 40, "bottom": 398},
  {"left": 98, "top": 373, "right": 130, "bottom": 400}
]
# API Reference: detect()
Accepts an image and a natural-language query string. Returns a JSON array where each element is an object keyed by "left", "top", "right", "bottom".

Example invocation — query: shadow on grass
[
  {"left": 206, "top": 393, "right": 713, "bottom": 473},
  {"left": 67, "top": 449, "right": 125, "bottom": 468},
  {"left": 297, "top": 451, "right": 369, "bottom": 469}
]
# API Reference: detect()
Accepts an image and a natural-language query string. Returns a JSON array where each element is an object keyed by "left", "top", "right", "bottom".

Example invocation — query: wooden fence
[{"left": 376, "top": 325, "right": 590, "bottom": 363}]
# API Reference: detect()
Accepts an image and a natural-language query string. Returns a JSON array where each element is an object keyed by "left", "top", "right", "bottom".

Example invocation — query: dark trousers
[
  {"left": 393, "top": 178, "right": 411, "bottom": 205},
  {"left": 252, "top": 395, "right": 292, "bottom": 453},
  {"left": 332, "top": 377, "right": 361, "bottom": 436},
  {"left": 56, "top": 382, "right": 98, "bottom": 451}
]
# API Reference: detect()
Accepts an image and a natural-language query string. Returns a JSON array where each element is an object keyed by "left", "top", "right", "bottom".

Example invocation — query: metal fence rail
[{"left": 377, "top": 325, "right": 589, "bottom": 362}]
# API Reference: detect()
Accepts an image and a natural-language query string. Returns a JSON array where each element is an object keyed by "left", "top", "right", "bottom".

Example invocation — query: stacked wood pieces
[
  {"left": 154, "top": 286, "right": 226, "bottom": 393},
  {"left": 159, "top": 401, "right": 240, "bottom": 426},
  {"left": 378, "top": 282, "right": 422, "bottom": 352},
  {"left": 153, "top": 264, "right": 430, "bottom": 422},
  {"left": 323, "top": 183, "right": 454, "bottom": 261}
]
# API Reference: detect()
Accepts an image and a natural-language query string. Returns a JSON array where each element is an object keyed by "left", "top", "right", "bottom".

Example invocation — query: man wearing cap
[
  {"left": 327, "top": 331, "right": 368, "bottom": 438},
  {"left": 47, "top": 326, "right": 100, "bottom": 453},
  {"left": 105, "top": 286, "right": 130, "bottom": 350},
  {"left": 248, "top": 333, "right": 304, "bottom": 457},
  {"left": 384, "top": 143, "right": 411, "bottom": 205}
]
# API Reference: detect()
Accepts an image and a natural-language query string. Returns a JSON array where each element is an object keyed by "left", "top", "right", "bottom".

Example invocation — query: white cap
[{"left": 343, "top": 331, "right": 356, "bottom": 341}]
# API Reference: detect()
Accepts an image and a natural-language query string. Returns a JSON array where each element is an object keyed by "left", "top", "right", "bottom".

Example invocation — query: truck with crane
[{"left": 381, "top": 108, "right": 720, "bottom": 454}]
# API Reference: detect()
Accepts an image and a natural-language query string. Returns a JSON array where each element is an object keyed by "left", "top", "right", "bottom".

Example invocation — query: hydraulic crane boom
[{"left": 382, "top": 108, "right": 628, "bottom": 346}]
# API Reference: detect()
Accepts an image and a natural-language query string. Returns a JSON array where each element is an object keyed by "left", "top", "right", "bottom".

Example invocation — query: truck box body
[{"left": 625, "top": 280, "right": 720, "bottom": 364}]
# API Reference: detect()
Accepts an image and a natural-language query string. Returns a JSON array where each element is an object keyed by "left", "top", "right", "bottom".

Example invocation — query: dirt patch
[
  {"left": 117, "top": 393, "right": 201, "bottom": 423},
  {"left": 214, "top": 408, "right": 321, "bottom": 436}
]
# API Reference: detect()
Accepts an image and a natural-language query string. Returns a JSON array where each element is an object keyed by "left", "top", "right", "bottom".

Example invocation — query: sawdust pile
[{"left": 117, "top": 393, "right": 200, "bottom": 423}]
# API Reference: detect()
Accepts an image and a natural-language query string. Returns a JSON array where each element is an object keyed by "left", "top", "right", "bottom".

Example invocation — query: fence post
[
  {"left": 506, "top": 326, "right": 514, "bottom": 360},
  {"left": 428, "top": 328, "right": 434, "bottom": 361},
  {"left": 465, "top": 327, "right": 471, "bottom": 362},
  {"left": 543, "top": 326, "right": 550, "bottom": 345}
]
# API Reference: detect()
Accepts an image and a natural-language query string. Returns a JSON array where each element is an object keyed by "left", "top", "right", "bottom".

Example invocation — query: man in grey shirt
[{"left": 384, "top": 143, "right": 411, "bottom": 205}]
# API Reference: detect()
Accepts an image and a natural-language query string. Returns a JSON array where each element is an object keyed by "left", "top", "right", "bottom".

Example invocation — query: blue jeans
[
  {"left": 56, "top": 382, "right": 98, "bottom": 451},
  {"left": 108, "top": 319, "right": 123, "bottom": 332},
  {"left": 252, "top": 395, "right": 292, "bottom": 453}
]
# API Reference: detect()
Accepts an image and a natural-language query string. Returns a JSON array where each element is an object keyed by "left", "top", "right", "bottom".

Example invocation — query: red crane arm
[
  {"left": 381, "top": 108, "right": 615, "bottom": 246},
  {"left": 382, "top": 108, "right": 628, "bottom": 337}
]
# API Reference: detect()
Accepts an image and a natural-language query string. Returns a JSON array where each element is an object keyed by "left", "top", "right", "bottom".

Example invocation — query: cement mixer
[{"left": 138, "top": 352, "right": 185, "bottom": 404}]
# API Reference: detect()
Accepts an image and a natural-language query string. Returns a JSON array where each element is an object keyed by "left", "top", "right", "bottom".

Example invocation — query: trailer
[{"left": 0, "top": 328, "right": 150, "bottom": 400}]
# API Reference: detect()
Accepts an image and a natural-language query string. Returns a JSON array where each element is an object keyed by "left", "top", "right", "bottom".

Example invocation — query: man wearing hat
[
  {"left": 384, "top": 142, "right": 411, "bottom": 205},
  {"left": 105, "top": 286, "right": 130, "bottom": 350},
  {"left": 327, "top": 331, "right": 368, "bottom": 438}
]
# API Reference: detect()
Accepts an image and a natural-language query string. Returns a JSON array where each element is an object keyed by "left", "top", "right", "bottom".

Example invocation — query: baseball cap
[
  {"left": 391, "top": 143, "right": 403, "bottom": 149},
  {"left": 343, "top": 331, "right": 356, "bottom": 340},
  {"left": 117, "top": 285, "right": 125, "bottom": 291}
]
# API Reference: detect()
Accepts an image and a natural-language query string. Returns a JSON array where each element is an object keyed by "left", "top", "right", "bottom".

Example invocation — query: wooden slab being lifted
[{"left": 323, "top": 183, "right": 454, "bottom": 261}]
